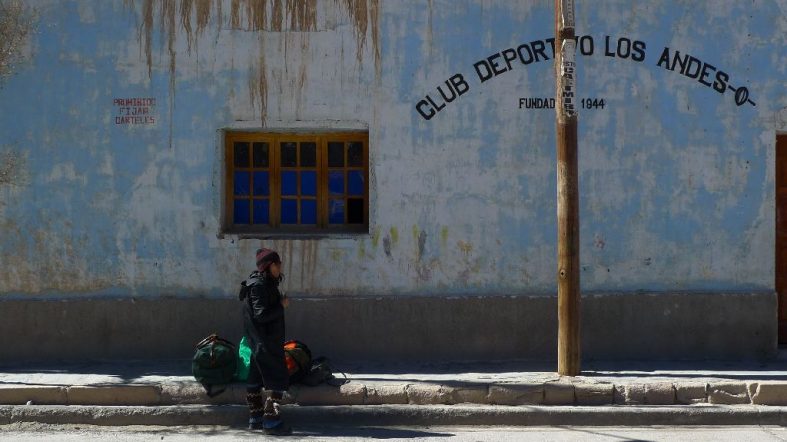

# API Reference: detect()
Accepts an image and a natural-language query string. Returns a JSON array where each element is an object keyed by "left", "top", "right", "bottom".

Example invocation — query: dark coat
[{"left": 240, "top": 271, "right": 289, "bottom": 391}]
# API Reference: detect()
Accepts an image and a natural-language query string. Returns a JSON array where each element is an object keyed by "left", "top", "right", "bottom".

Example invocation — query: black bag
[
  {"left": 283, "top": 339, "right": 349, "bottom": 386},
  {"left": 192, "top": 334, "right": 237, "bottom": 397},
  {"left": 300, "top": 356, "right": 349, "bottom": 387}
]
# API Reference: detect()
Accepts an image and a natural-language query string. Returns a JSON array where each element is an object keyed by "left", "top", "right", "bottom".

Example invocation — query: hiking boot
[
  {"left": 249, "top": 414, "right": 292, "bottom": 434},
  {"left": 262, "top": 397, "right": 292, "bottom": 435},
  {"left": 246, "top": 391, "right": 265, "bottom": 430},
  {"left": 263, "top": 420, "right": 293, "bottom": 436},
  {"left": 248, "top": 416, "right": 265, "bottom": 431}
]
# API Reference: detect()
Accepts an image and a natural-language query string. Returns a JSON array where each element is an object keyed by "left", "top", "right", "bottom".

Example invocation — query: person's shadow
[{"left": 293, "top": 426, "right": 454, "bottom": 439}]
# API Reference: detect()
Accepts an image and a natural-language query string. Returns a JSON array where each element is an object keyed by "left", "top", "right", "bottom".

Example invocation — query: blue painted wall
[{"left": 0, "top": 0, "right": 785, "bottom": 297}]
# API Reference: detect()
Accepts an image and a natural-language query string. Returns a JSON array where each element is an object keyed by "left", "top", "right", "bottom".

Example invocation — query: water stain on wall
[
  {"left": 299, "top": 239, "right": 318, "bottom": 289},
  {"left": 382, "top": 226, "right": 398, "bottom": 258},
  {"left": 126, "top": 0, "right": 380, "bottom": 128},
  {"left": 413, "top": 226, "right": 426, "bottom": 262},
  {"left": 0, "top": 148, "right": 28, "bottom": 243},
  {"left": 262, "top": 238, "right": 318, "bottom": 291},
  {"left": 371, "top": 227, "right": 380, "bottom": 250},
  {"left": 0, "top": 148, "right": 26, "bottom": 187},
  {"left": 457, "top": 240, "right": 473, "bottom": 255},
  {"left": 382, "top": 234, "right": 391, "bottom": 257},
  {"left": 455, "top": 240, "right": 478, "bottom": 284},
  {"left": 357, "top": 238, "right": 366, "bottom": 259},
  {"left": 412, "top": 228, "right": 435, "bottom": 282},
  {"left": 0, "top": 0, "right": 34, "bottom": 87},
  {"left": 425, "top": 0, "right": 433, "bottom": 58},
  {"left": 0, "top": 221, "right": 117, "bottom": 294},
  {"left": 247, "top": 40, "right": 268, "bottom": 120},
  {"left": 344, "top": 0, "right": 380, "bottom": 75},
  {"left": 179, "top": 0, "right": 215, "bottom": 54}
]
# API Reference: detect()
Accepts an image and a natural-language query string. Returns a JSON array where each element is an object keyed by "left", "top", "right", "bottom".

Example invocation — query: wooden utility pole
[{"left": 555, "top": 0, "right": 580, "bottom": 376}]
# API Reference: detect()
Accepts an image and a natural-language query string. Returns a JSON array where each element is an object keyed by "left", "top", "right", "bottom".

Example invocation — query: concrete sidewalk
[
  {"left": 6, "top": 404, "right": 787, "bottom": 427},
  {"left": 3, "top": 359, "right": 787, "bottom": 407}
]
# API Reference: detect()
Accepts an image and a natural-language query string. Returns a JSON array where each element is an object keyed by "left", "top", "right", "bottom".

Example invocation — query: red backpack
[{"left": 283, "top": 340, "right": 312, "bottom": 382}]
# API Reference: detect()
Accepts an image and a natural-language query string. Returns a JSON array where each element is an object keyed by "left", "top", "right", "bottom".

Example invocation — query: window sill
[{"left": 218, "top": 227, "right": 370, "bottom": 240}]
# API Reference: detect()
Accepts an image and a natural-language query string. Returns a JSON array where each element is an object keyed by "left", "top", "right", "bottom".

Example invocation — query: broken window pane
[{"left": 329, "top": 199, "right": 345, "bottom": 224}]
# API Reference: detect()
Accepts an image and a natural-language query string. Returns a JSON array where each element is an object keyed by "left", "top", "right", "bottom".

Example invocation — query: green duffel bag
[{"left": 192, "top": 334, "right": 237, "bottom": 397}]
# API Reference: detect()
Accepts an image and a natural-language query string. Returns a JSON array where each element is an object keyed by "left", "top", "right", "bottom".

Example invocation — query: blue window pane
[
  {"left": 348, "top": 171, "right": 364, "bottom": 196},
  {"left": 234, "top": 171, "right": 250, "bottom": 196},
  {"left": 281, "top": 199, "right": 297, "bottom": 224},
  {"left": 301, "top": 171, "right": 316, "bottom": 196},
  {"left": 281, "top": 171, "right": 297, "bottom": 196},
  {"left": 253, "top": 199, "right": 269, "bottom": 225},
  {"left": 301, "top": 200, "right": 317, "bottom": 224},
  {"left": 329, "top": 199, "right": 345, "bottom": 224},
  {"left": 329, "top": 171, "right": 344, "bottom": 195},
  {"left": 253, "top": 172, "right": 269, "bottom": 196},
  {"left": 234, "top": 199, "right": 250, "bottom": 224}
]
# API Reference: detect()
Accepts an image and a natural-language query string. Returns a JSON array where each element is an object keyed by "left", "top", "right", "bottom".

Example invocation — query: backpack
[
  {"left": 282, "top": 340, "right": 350, "bottom": 387},
  {"left": 300, "top": 356, "right": 349, "bottom": 387},
  {"left": 192, "top": 334, "right": 237, "bottom": 397},
  {"left": 283, "top": 340, "right": 312, "bottom": 383}
]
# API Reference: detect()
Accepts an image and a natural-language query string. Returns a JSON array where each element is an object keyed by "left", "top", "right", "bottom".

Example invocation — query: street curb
[
  {"left": 6, "top": 379, "right": 787, "bottom": 407},
  {"left": 3, "top": 404, "right": 787, "bottom": 427}
]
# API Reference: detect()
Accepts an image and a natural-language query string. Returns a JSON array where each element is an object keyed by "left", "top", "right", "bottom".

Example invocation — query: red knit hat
[{"left": 255, "top": 248, "right": 281, "bottom": 272}]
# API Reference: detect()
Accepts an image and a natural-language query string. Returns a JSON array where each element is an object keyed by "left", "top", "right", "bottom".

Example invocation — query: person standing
[{"left": 239, "top": 248, "right": 292, "bottom": 435}]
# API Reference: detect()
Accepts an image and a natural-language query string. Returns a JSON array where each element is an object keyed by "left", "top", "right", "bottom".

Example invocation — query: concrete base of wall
[{"left": 0, "top": 292, "right": 776, "bottom": 363}]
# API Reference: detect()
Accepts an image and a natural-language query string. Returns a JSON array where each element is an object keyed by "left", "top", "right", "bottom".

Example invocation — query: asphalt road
[{"left": 2, "top": 423, "right": 787, "bottom": 441}]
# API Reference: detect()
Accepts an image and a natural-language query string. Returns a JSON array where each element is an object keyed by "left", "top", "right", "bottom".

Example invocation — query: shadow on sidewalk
[{"left": 295, "top": 426, "right": 454, "bottom": 439}]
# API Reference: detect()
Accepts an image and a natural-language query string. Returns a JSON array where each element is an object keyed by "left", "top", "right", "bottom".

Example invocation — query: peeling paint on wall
[
  {"left": 0, "top": 148, "right": 25, "bottom": 187},
  {"left": 247, "top": 41, "right": 268, "bottom": 120},
  {"left": 440, "top": 226, "right": 449, "bottom": 248},
  {"left": 344, "top": 0, "right": 380, "bottom": 74},
  {"left": 0, "top": 0, "right": 34, "bottom": 87},
  {"left": 126, "top": 0, "right": 380, "bottom": 126}
]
